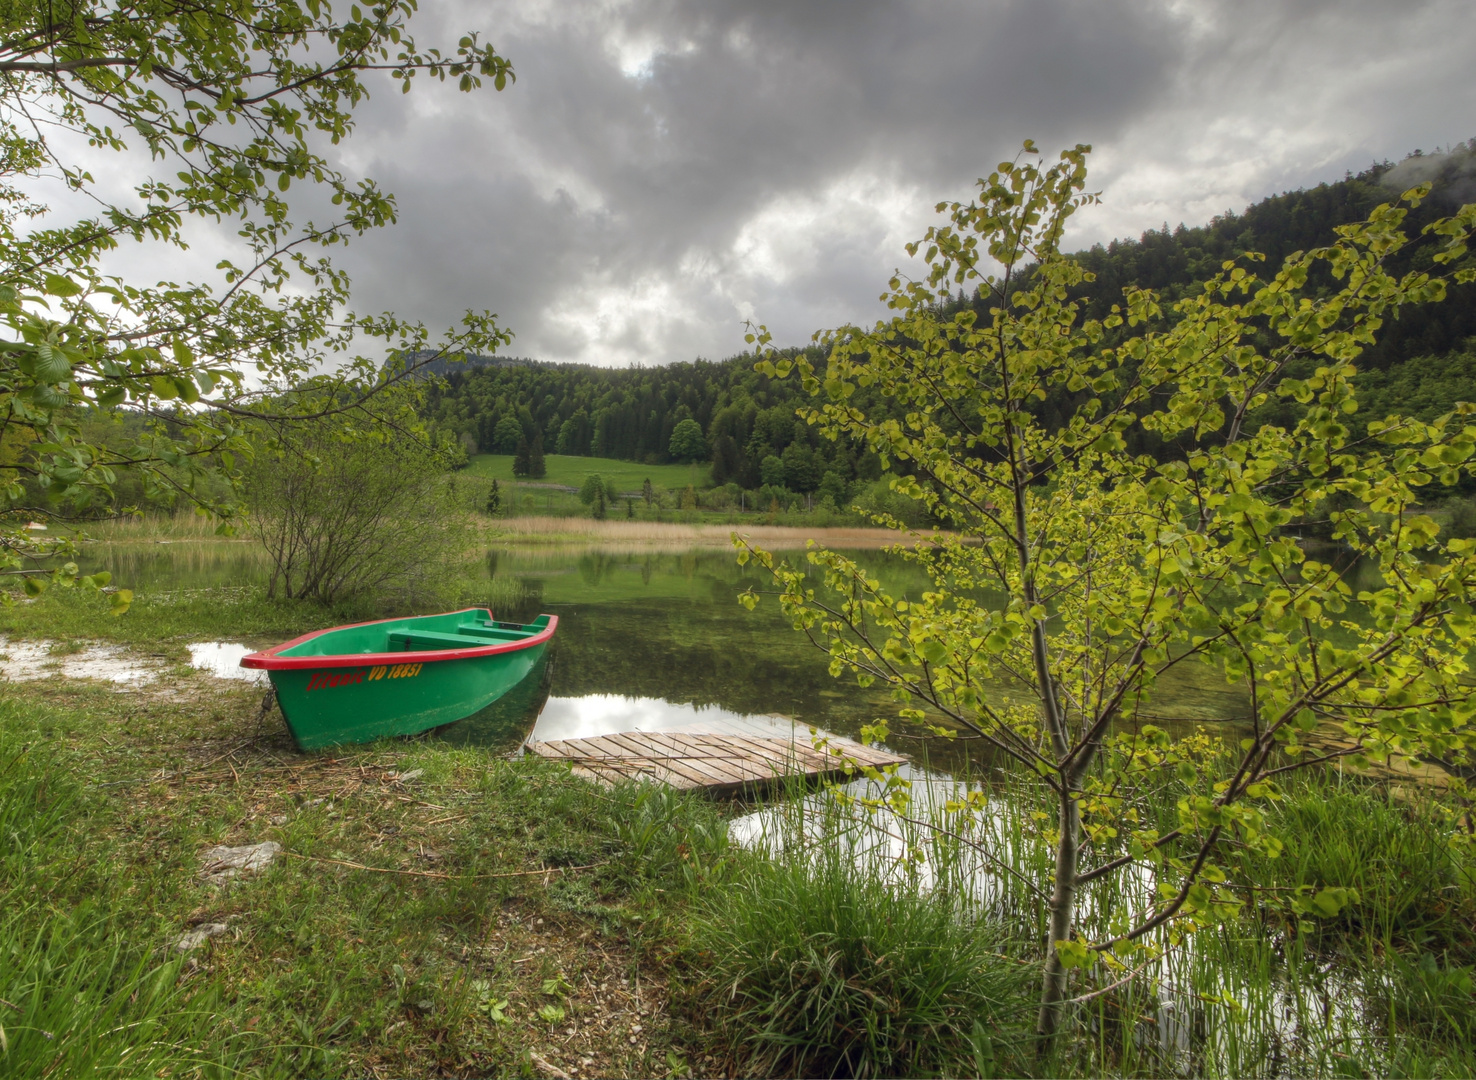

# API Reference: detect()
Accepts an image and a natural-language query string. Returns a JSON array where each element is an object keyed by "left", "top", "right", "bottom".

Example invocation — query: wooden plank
[
  {"left": 668, "top": 735, "right": 787, "bottom": 783},
  {"left": 650, "top": 734, "right": 811, "bottom": 784},
  {"left": 712, "top": 734, "right": 904, "bottom": 778},
  {"left": 580, "top": 732, "right": 734, "bottom": 789},
  {"left": 571, "top": 734, "right": 640, "bottom": 759},
  {"left": 525, "top": 731, "right": 908, "bottom": 795},
  {"left": 632, "top": 732, "right": 762, "bottom": 786},
  {"left": 601, "top": 732, "right": 735, "bottom": 788},
  {"left": 721, "top": 734, "right": 812, "bottom": 761},
  {"left": 719, "top": 735, "right": 831, "bottom": 774}
]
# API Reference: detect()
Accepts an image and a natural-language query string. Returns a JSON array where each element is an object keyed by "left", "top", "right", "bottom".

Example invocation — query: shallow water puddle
[
  {"left": 0, "top": 635, "right": 161, "bottom": 687},
  {"left": 0, "top": 636, "right": 269, "bottom": 688},
  {"left": 188, "top": 641, "right": 268, "bottom": 685}
]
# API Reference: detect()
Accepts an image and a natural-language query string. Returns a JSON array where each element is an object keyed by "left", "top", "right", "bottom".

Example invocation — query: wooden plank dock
[{"left": 526, "top": 731, "right": 906, "bottom": 794}]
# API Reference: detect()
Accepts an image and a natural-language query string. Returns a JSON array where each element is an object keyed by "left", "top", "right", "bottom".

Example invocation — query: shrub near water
[{"left": 688, "top": 842, "right": 1032, "bottom": 1079}]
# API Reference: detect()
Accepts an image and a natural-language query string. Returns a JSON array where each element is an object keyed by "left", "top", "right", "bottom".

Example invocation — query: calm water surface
[{"left": 83, "top": 540, "right": 1252, "bottom": 763}]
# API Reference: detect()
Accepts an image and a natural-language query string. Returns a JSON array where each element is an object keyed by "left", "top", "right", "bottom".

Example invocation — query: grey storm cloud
[{"left": 316, "top": 0, "right": 1476, "bottom": 367}]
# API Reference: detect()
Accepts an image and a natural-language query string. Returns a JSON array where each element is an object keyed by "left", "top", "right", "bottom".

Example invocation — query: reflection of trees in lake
[{"left": 436, "top": 653, "right": 554, "bottom": 751}]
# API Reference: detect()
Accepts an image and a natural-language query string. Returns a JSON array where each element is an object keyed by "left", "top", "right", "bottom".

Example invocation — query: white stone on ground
[
  {"left": 175, "top": 923, "right": 230, "bottom": 951},
  {"left": 200, "top": 840, "right": 282, "bottom": 881}
]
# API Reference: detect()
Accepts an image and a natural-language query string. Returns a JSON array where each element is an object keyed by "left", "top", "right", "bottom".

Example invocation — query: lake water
[{"left": 81, "top": 540, "right": 1253, "bottom": 764}]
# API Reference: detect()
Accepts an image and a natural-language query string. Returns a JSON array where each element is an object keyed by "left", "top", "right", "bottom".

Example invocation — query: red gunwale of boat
[{"left": 240, "top": 608, "right": 558, "bottom": 671}]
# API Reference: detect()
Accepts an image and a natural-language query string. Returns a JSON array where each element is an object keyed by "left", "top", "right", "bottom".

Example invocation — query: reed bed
[
  {"left": 685, "top": 762, "right": 1476, "bottom": 1078},
  {"left": 483, "top": 515, "right": 919, "bottom": 549},
  {"left": 69, "top": 511, "right": 248, "bottom": 544}
]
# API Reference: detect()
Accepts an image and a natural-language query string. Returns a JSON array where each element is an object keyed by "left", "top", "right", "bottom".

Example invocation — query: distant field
[{"left": 464, "top": 454, "right": 712, "bottom": 493}]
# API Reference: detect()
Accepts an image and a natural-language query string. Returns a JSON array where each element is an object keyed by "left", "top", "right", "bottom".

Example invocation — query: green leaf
[
  {"left": 22, "top": 577, "right": 47, "bottom": 598},
  {"left": 95, "top": 385, "right": 127, "bottom": 408},
  {"left": 172, "top": 375, "right": 200, "bottom": 403},
  {"left": 109, "top": 589, "right": 133, "bottom": 616},
  {"left": 33, "top": 344, "right": 72, "bottom": 384},
  {"left": 1054, "top": 939, "right": 1096, "bottom": 969},
  {"left": 43, "top": 274, "right": 83, "bottom": 297}
]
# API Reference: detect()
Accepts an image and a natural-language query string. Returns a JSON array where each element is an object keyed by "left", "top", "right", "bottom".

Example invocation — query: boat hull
[
  {"left": 242, "top": 608, "right": 558, "bottom": 750},
  {"left": 266, "top": 642, "right": 549, "bottom": 750}
]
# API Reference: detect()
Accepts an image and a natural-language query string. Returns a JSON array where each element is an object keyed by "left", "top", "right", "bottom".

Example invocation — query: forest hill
[{"left": 418, "top": 143, "right": 1476, "bottom": 494}]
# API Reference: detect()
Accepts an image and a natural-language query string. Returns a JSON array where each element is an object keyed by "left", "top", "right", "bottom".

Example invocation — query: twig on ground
[
  {"left": 285, "top": 851, "right": 606, "bottom": 881},
  {"left": 530, "top": 1051, "right": 572, "bottom": 1079}
]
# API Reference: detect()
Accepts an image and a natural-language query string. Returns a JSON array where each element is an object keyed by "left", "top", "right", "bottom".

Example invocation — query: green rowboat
[{"left": 241, "top": 608, "right": 558, "bottom": 750}]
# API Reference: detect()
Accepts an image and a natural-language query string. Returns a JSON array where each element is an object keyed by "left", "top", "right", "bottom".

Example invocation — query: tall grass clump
[
  {"left": 605, "top": 781, "right": 732, "bottom": 896},
  {"left": 1231, "top": 771, "right": 1476, "bottom": 943},
  {"left": 0, "top": 726, "right": 246, "bottom": 1076},
  {"left": 686, "top": 793, "right": 1033, "bottom": 1079}
]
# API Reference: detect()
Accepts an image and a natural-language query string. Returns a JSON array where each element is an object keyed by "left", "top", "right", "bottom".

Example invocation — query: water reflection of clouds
[
  {"left": 188, "top": 641, "right": 269, "bottom": 685},
  {"left": 528, "top": 694, "right": 805, "bottom": 743}
]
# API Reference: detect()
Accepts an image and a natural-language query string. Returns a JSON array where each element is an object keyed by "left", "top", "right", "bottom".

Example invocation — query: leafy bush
[
  {"left": 668, "top": 418, "right": 708, "bottom": 462},
  {"left": 756, "top": 482, "right": 797, "bottom": 511},
  {"left": 578, "top": 474, "right": 619, "bottom": 505},
  {"left": 1443, "top": 494, "right": 1476, "bottom": 539},
  {"left": 245, "top": 409, "right": 468, "bottom": 608},
  {"left": 851, "top": 477, "right": 930, "bottom": 527}
]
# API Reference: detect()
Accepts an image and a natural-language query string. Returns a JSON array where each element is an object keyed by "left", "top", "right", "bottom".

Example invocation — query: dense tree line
[
  {"left": 422, "top": 350, "right": 889, "bottom": 493},
  {"left": 422, "top": 144, "right": 1476, "bottom": 487}
]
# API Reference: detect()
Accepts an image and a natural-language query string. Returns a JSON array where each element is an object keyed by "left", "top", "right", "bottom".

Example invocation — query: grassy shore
[
  {"left": 464, "top": 454, "right": 711, "bottom": 494},
  {"left": 0, "top": 665, "right": 734, "bottom": 1079},
  {"left": 68, "top": 510, "right": 919, "bottom": 552},
  {"left": 5, "top": 583, "right": 1476, "bottom": 1077}
]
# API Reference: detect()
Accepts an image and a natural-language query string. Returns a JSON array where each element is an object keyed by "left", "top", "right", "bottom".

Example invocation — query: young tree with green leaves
[
  {"left": 668, "top": 416, "right": 707, "bottom": 462},
  {"left": 0, "top": 0, "right": 515, "bottom": 599},
  {"left": 737, "top": 143, "right": 1476, "bottom": 1045}
]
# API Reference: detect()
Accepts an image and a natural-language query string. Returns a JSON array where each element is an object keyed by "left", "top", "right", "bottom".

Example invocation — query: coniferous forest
[{"left": 424, "top": 143, "right": 1476, "bottom": 492}]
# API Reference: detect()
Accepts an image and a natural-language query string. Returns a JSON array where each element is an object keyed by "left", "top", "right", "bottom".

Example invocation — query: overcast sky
[{"left": 190, "top": 0, "right": 1476, "bottom": 368}]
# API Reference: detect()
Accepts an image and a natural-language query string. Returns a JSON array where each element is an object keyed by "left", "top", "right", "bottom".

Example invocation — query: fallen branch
[{"left": 285, "top": 852, "right": 605, "bottom": 881}]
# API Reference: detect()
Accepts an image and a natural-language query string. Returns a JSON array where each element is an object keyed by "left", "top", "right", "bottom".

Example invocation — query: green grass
[
  {"left": 465, "top": 453, "right": 712, "bottom": 494},
  {"left": 0, "top": 718, "right": 246, "bottom": 1077},
  {"left": 9, "top": 571, "right": 1476, "bottom": 1077},
  {"left": 1229, "top": 772, "right": 1476, "bottom": 945},
  {"left": 685, "top": 817, "right": 1034, "bottom": 1078},
  {"left": 0, "top": 671, "right": 736, "bottom": 1078}
]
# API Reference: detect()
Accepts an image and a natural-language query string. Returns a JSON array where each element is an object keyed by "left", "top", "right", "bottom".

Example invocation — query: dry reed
[
  {"left": 481, "top": 515, "right": 927, "bottom": 549},
  {"left": 70, "top": 512, "right": 249, "bottom": 543}
]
